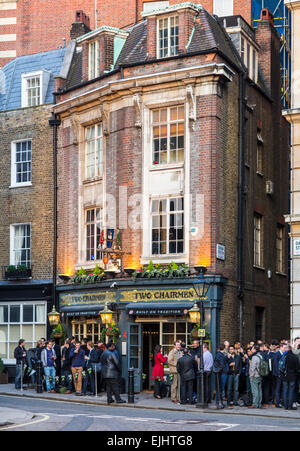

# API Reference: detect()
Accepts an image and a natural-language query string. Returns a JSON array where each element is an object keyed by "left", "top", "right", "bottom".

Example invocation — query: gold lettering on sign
[
  {"left": 60, "top": 291, "right": 116, "bottom": 307},
  {"left": 120, "top": 288, "right": 205, "bottom": 303}
]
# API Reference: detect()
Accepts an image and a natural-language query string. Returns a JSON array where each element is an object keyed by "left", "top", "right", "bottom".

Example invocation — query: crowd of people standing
[
  {"left": 14, "top": 337, "right": 126, "bottom": 404},
  {"left": 152, "top": 338, "right": 300, "bottom": 410}
]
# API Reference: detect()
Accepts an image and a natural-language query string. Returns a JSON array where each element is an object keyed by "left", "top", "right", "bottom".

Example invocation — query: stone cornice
[
  {"left": 285, "top": 0, "right": 300, "bottom": 10},
  {"left": 53, "top": 63, "right": 234, "bottom": 115},
  {"left": 141, "top": 2, "right": 202, "bottom": 18}
]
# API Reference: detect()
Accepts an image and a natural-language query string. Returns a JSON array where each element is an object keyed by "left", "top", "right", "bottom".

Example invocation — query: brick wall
[{"left": 0, "top": 105, "right": 54, "bottom": 280}]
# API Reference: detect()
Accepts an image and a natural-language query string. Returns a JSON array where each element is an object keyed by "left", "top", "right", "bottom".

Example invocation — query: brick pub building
[{"left": 51, "top": 2, "right": 289, "bottom": 391}]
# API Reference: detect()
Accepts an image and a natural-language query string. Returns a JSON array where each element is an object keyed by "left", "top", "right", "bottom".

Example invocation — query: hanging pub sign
[{"left": 106, "top": 229, "right": 114, "bottom": 248}]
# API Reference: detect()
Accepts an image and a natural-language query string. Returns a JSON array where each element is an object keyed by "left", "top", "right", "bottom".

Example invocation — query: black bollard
[
  {"left": 128, "top": 368, "right": 135, "bottom": 404},
  {"left": 36, "top": 360, "right": 43, "bottom": 393}
]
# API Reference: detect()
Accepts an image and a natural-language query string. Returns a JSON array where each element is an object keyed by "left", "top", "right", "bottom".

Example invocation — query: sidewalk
[
  {"left": 1, "top": 384, "right": 300, "bottom": 419},
  {"left": 0, "top": 406, "right": 34, "bottom": 427}
]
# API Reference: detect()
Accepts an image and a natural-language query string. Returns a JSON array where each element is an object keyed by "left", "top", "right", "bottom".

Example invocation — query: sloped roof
[{"left": 0, "top": 48, "right": 66, "bottom": 111}]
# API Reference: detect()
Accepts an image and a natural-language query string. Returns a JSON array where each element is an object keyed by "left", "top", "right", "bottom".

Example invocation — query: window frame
[
  {"left": 151, "top": 105, "right": 185, "bottom": 166},
  {"left": 150, "top": 196, "right": 184, "bottom": 257},
  {"left": 0, "top": 301, "right": 47, "bottom": 364},
  {"left": 85, "top": 207, "right": 103, "bottom": 263},
  {"left": 254, "top": 214, "right": 263, "bottom": 268},
  {"left": 10, "top": 223, "right": 31, "bottom": 268},
  {"left": 276, "top": 224, "right": 285, "bottom": 274},
  {"left": 21, "top": 71, "right": 50, "bottom": 108},
  {"left": 85, "top": 123, "right": 103, "bottom": 180},
  {"left": 10, "top": 139, "right": 32, "bottom": 188},
  {"left": 88, "top": 39, "right": 100, "bottom": 80},
  {"left": 157, "top": 15, "right": 179, "bottom": 59}
]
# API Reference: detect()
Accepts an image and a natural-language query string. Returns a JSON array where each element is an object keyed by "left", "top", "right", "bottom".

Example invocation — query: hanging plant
[
  {"left": 71, "top": 265, "right": 105, "bottom": 284},
  {"left": 132, "top": 261, "right": 189, "bottom": 281},
  {"left": 100, "top": 322, "right": 121, "bottom": 343}
]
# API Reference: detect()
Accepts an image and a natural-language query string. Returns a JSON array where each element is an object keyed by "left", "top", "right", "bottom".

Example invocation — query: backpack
[
  {"left": 258, "top": 355, "right": 269, "bottom": 377},
  {"left": 278, "top": 355, "right": 287, "bottom": 377},
  {"left": 241, "top": 392, "right": 252, "bottom": 407}
]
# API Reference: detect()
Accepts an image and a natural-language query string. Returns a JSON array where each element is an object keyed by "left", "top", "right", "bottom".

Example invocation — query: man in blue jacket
[{"left": 70, "top": 341, "right": 86, "bottom": 396}]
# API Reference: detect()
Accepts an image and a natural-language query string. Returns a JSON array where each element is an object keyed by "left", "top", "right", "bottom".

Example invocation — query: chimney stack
[
  {"left": 255, "top": 8, "right": 281, "bottom": 102},
  {"left": 70, "top": 10, "right": 91, "bottom": 40}
]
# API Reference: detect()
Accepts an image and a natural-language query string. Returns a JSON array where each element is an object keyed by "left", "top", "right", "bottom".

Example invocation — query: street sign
[{"left": 198, "top": 329, "right": 206, "bottom": 338}]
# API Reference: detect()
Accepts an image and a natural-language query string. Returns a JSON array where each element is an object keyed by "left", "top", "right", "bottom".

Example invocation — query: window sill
[
  {"left": 150, "top": 163, "right": 184, "bottom": 171},
  {"left": 9, "top": 182, "right": 32, "bottom": 189},
  {"left": 276, "top": 271, "right": 287, "bottom": 277},
  {"left": 83, "top": 176, "right": 103, "bottom": 185},
  {"left": 253, "top": 265, "right": 265, "bottom": 271}
]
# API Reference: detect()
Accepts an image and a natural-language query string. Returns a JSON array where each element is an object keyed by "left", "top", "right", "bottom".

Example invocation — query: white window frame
[
  {"left": 10, "top": 139, "right": 32, "bottom": 188},
  {"left": 85, "top": 207, "right": 103, "bottom": 262},
  {"left": 150, "top": 196, "right": 184, "bottom": 257},
  {"left": 0, "top": 301, "right": 47, "bottom": 364},
  {"left": 157, "top": 15, "right": 179, "bottom": 59},
  {"left": 21, "top": 70, "right": 50, "bottom": 108},
  {"left": 85, "top": 123, "right": 103, "bottom": 180},
  {"left": 254, "top": 214, "right": 263, "bottom": 268},
  {"left": 88, "top": 39, "right": 100, "bottom": 80},
  {"left": 10, "top": 223, "right": 31, "bottom": 268},
  {"left": 151, "top": 105, "right": 185, "bottom": 166}
]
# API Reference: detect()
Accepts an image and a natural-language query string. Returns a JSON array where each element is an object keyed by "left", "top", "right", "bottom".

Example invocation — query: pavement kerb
[{"left": 1, "top": 391, "right": 300, "bottom": 421}]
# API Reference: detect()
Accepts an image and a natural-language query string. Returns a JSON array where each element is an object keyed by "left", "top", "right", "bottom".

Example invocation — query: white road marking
[{"left": 0, "top": 414, "right": 49, "bottom": 431}]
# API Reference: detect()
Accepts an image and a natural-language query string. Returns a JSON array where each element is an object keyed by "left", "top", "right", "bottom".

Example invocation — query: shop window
[
  {"left": 161, "top": 321, "right": 189, "bottom": 355},
  {"left": 152, "top": 105, "right": 184, "bottom": 165},
  {"left": 0, "top": 302, "right": 46, "bottom": 362},
  {"left": 157, "top": 15, "right": 179, "bottom": 58},
  {"left": 85, "top": 123, "right": 103, "bottom": 179},
  {"left": 151, "top": 197, "right": 184, "bottom": 255},
  {"left": 85, "top": 207, "right": 103, "bottom": 262},
  {"left": 72, "top": 319, "right": 102, "bottom": 343}
]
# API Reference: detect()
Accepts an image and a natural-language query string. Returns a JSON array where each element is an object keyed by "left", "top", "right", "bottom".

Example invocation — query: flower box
[{"left": 5, "top": 268, "right": 32, "bottom": 280}]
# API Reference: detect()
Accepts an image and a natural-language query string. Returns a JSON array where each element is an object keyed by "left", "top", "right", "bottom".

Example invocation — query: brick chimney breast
[{"left": 70, "top": 11, "right": 92, "bottom": 40}]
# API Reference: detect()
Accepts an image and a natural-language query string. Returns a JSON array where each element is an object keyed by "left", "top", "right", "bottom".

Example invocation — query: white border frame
[{"left": 10, "top": 139, "right": 32, "bottom": 188}]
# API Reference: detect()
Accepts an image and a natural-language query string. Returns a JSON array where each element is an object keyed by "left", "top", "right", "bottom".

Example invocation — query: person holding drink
[
  {"left": 41, "top": 341, "right": 57, "bottom": 393},
  {"left": 151, "top": 345, "right": 168, "bottom": 399}
]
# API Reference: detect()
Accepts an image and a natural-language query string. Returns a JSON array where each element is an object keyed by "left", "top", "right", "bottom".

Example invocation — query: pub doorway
[{"left": 142, "top": 323, "right": 159, "bottom": 390}]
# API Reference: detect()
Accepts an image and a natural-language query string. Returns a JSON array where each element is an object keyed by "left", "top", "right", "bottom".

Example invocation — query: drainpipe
[
  {"left": 237, "top": 71, "right": 247, "bottom": 344},
  {"left": 49, "top": 97, "right": 61, "bottom": 311}
]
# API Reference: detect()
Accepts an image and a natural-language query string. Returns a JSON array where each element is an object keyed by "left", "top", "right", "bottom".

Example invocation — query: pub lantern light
[
  {"left": 48, "top": 306, "right": 60, "bottom": 327},
  {"left": 188, "top": 303, "right": 200, "bottom": 324},
  {"left": 100, "top": 302, "right": 113, "bottom": 325}
]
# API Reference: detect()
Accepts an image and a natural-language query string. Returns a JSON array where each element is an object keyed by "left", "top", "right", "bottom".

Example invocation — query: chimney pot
[{"left": 260, "top": 8, "right": 274, "bottom": 26}]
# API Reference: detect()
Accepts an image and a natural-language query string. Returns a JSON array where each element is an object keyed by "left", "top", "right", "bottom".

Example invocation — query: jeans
[
  {"left": 221, "top": 373, "right": 228, "bottom": 399},
  {"left": 283, "top": 380, "right": 296, "bottom": 409},
  {"left": 15, "top": 363, "right": 24, "bottom": 389},
  {"left": 250, "top": 377, "right": 262, "bottom": 408},
  {"left": 44, "top": 366, "right": 56, "bottom": 392},
  {"left": 227, "top": 374, "right": 240, "bottom": 404}
]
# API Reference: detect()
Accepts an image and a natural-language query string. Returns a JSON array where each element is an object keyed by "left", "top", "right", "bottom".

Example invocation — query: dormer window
[
  {"left": 21, "top": 71, "right": 50, "bottom": 108},
  {"left": 88, "top": 40, "right": 100, "bottom": 80},
  {"left": 157, "top": 15, "right": 179, "bottom": 58}
]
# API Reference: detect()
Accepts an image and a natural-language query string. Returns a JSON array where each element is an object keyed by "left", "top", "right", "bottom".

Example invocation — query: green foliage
[
  {"left": 71, "top": 266, "right": 105, "bottom": 284},
  {"left": 132, "top": 261, "right": 189, "bottom": 281},
  {"left": 100, "top": 322, "right": 121, "bottom": 343},
  {"left": 6, "top": 264, "right": 28, "bottom": 273}
]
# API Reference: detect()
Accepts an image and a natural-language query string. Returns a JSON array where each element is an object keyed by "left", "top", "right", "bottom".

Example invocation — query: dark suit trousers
[
  {"left": 181, "top": 380, "right": 194, "bottom": 404},
  {"left": 105, "top": 377, "right": 121, "bottom": 402}
]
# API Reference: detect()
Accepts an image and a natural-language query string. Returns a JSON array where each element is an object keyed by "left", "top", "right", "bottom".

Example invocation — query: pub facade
[{"left": 53, "top": 2, "right": 289, "bottom": 391}]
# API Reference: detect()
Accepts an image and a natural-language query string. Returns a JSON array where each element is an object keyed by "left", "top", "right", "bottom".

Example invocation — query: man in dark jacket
[
  {"left": 282, "top": 346, "right": 300, "bottom": 410},
  {"left": 227, "top": 345, "right": 242, "bottom": 406},
  {"left": 100, "top": 342, "right": 125, "bottom": 404},
  {"left": 273, "top": 342, "right": 288, "bottom": 407},
  {"left": 61, "top": 339, "right": 73, "bottom": 393},
  {"left": 176, "top": 348, "right": 198, "bottom": 405},
  {"left": 50, "top": 339, "right": 61, "bottom": 377},
  {"left": 14, "top": 339, "right": 27, "bottom": 389},
  {"left": 214, "top": 344, "right": 229, "bottom": 401}
]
